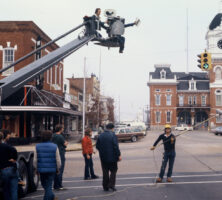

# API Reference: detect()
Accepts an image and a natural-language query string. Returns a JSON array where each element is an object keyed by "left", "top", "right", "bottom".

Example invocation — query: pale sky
[{"left": 1, "top": 0, "right": 221, "bottom": 121}]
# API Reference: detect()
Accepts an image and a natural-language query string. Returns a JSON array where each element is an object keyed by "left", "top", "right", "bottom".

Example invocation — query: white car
[
  {"left": 91, "top": 129, "right": 98, "bottom": 139},
  {"left": 175, "top": 124, "right": 193, "bottom": 131}
]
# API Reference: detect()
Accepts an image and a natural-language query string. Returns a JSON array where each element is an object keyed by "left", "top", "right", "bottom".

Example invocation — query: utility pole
[
  {"left": 119, "top": 95, "right": 121, "bottom": 123},
  {"left": 186, "top": 8, "right": 189, "bottom": 74},
  {"left": 97, "top": 48, "right": 102, "bottom": 128},
  {"left": 82, "top": 57, "right": 86, "bottom": 138}
]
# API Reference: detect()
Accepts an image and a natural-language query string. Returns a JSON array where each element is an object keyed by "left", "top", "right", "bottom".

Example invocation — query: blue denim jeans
[
  {"left": 159, "top": 151, "right": 176, "bottom": 179},
  {"left": 1, "top": 166, "right": 18, "bottom": 200},
  {"left": 84, "top": 154, "right": 95, "bottom": 179},
  {"left": 54, "top": 154, "right": 65, "bottom": 189},
  {"left": 40, "top": 173, "right": 55, "bottom": 200}
]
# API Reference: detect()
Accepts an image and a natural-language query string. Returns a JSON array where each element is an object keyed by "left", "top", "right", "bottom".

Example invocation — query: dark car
[
  {"left": 115, "top": 127, "right": 144, "bottom": 142},
  {"left": 211, "top": 126, "right": 222, "bottom": 135}
]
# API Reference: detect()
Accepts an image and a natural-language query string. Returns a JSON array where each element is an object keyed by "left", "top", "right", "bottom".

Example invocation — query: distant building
[{"left": 68, "top": 74, "right": 100, "bottom": 128}]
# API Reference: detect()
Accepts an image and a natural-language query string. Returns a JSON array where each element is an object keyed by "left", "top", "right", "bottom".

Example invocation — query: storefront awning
[{"left": 0, "top": 106, "right": 82, "bottom": 116}]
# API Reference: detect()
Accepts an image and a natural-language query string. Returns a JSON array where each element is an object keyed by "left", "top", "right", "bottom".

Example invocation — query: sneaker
[
  {"left": 167, "top": 177, "right": 173, "bottom": 182},
  {"left": 119, "top": 50, "right": 123, "bottom": 53},
  {"left": 91, "top": 175, "right": 99, "bottom": 179},
  {"left": 156, "top": 178, "right": 162, "bottom": 183}
]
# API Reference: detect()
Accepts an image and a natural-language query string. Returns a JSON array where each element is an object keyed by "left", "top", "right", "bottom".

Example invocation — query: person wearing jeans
[
  {"left": 0, "top": 132, "right": 18, "bottom": 200},
  {"left": 150, "top": 124, "right": 176, "bottom": 183},
  {"left": 34, "top": 130, "right": 61, "bottom": 200},
  {"left": 82, "top": 128, "right": 99, "bottom": 180}
]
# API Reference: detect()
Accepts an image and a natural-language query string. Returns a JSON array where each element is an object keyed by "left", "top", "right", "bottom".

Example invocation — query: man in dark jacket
[
  {"left": 52, "top": 124, "right": 68, "bottom": 190},
  {"left": 96, "top": 123, "right": 121, "bottom": 191},
  {"left": 150, "top": 124, "right": 176, "bottom": 183},
  {"left": 34, "top": 130, "right": 61, "bottom": 200},
  {"left": 0, "top": 131, "right": 18, "bottom": 200}
]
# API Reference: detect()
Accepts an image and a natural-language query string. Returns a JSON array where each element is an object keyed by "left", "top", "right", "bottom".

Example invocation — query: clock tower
[{"left": 205, "top": 4, "right": 222, "bottom": 128}]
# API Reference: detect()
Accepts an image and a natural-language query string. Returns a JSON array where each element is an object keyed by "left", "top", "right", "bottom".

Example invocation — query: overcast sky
[{"left": 1, "top": 0, "right": 222, "bottom": 121}]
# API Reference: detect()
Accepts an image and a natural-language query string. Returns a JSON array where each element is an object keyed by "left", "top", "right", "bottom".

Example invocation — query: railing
[{"left": 177, "top": 104, "right": 210, "bottom": 108}]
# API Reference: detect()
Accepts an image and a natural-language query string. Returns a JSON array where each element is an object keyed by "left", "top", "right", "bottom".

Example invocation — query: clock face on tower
[{"left": 217, "top": 40, "right": 222, "bottom": 49}]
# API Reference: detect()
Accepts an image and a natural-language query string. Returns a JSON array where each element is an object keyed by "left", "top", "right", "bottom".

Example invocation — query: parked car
[
  {"left": 175, "top": 124, "right": 193, "bottom": 131},
  {"left": 211, "top": 126, "right": 222, "bottom": 135},
  {"left": 114, "top": 127, "right": 144, "bottom": 142},
  {"left": 131, "top": 126, "right": 147, "bottom": 136}
]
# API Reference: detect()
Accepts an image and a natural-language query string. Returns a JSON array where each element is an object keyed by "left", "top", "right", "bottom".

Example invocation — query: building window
[
  {"left": 47, "top": 70, "right": 49, "bottom": 84},
  {"left": 215, "top": 67, "right": 222, "bottom": 80},
  {"left": 160, "top": 70, "right": 166, "bottom": 79},
  {"left": 189, "top": 80, "right": 196, "bottom": 90},
  {"left": 50, "top": 67, "right": 52, "bottom": 85},
  {"left": 155, "top": 89, "right": 160, "bottom": 92},
  {"left": 78, "top": 93, "right": 83, "bottom": 102},
  {"left": 188, "top": 96, "right": 192, "bottom": 105},
  {"left": 59, "top": 67, "right": 62, "bottom": 86},
  {"left": 201, "top": 96, "right": 206, "bottom": 106},
  {"left": 156, "top": 111, "right": 161, "bottom": 123},
  {"left": 166, "top": 95, "right": 171, "bottom": 106},
  {"left": 155, "top": 94, "right": 161, "bottom": 106},
  {"left": 179, "top": 96, "right": 184, "bottom": 106},
  {"left": 3, "top": 48, "right": 14, "bottom": 75},
  {"left": 193, "top": 96, "right": 197, "bottom": 105},
  {"left": 166, "top": 89, "right": 171, "bottom": 92},
  {"left": 216, "top": 114, "right": 222, "bottom": 123},
  {"left": 215, "top": 90, "right": 222, "bottom": 106},
  {"left": 55, "top": 65, "right": 57, "bottom": 85},
  {"left": 166, "top": 111, "right": 171, "bottom": 123}
]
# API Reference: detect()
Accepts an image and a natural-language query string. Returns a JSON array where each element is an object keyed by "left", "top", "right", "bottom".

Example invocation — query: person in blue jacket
[
  {"left": 34, "top": 130, "right": 61, "bottom": 200},
  {"left": 96, "top": 123, "right": 121, "bottom": 192}
]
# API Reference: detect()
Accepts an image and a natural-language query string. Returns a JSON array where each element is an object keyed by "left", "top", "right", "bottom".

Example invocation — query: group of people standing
[{"left": 0, "top": 122, "right": 176, "bottom": 200}]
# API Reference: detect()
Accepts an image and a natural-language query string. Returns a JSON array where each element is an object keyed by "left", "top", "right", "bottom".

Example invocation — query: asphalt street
[{"left": 24, "top": 130, "right": 222, "bottom": 200}]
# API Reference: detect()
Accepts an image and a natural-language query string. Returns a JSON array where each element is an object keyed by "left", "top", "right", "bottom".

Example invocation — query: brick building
[
  {"left": 148, "top": 64, "right": 211, "bottom": 130},
  {"left": 0, "top": 21, "right": 81, "bottom": 142}
]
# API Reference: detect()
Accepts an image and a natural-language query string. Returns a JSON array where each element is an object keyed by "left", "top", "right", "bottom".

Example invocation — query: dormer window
[
  {"left": 189, "top": 79, "right": 196, "bottom": 90},
  {"left": 160, "top": 69, "right": 166, "bottom": 79}
]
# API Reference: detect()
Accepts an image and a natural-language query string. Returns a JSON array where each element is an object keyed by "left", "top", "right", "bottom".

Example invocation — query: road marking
[
  {"left": 62, "top": 173, "right": 222, "bottom": 183},
  {"left": 36, "top": 180, "right": 222, "bottom": 191}
]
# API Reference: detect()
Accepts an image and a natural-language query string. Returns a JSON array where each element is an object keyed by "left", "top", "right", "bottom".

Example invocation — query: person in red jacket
[{"left": 82, "top": 128, "right": 99, "bottom": 180}]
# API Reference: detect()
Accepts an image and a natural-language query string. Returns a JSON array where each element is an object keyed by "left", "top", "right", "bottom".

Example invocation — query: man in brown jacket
[{"left": 82, "top": 128, "right": 99, "bottom": 180}]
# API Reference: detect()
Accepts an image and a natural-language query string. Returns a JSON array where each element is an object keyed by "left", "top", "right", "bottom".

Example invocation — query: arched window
[
  {"left": 215, "top": 67, "right": 222, "bottom": 80},
  {"left": 215, "top": 90, "right": 222, "bottom": 106},
  {"left": 160, "top": 70, "right": 166, "bottom": 79}
]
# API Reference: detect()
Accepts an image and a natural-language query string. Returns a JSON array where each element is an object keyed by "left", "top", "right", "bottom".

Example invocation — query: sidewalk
[{"left": 15, "top": 136, "right": 96, "bottom": 152}]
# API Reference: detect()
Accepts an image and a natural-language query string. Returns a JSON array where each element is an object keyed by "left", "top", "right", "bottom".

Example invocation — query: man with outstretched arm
[{"left": 150, "top": 124, "right": 176, "bottom": 183}]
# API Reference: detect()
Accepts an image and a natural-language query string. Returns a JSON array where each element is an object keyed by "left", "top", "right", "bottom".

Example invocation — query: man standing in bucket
[{"left": 150, "top": 124, "right": 176, "bottom": 183}]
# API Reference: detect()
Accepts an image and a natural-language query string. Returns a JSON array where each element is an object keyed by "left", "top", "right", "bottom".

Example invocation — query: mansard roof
[
  {"left": 150, "top": 66, "right": 208, "bottom": 81},
  {"left": 149, "top": 66, "right": 209, "bottom": 90},
  {"left": 150, "top": 67, "right": 174, "bottom": 79}
]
